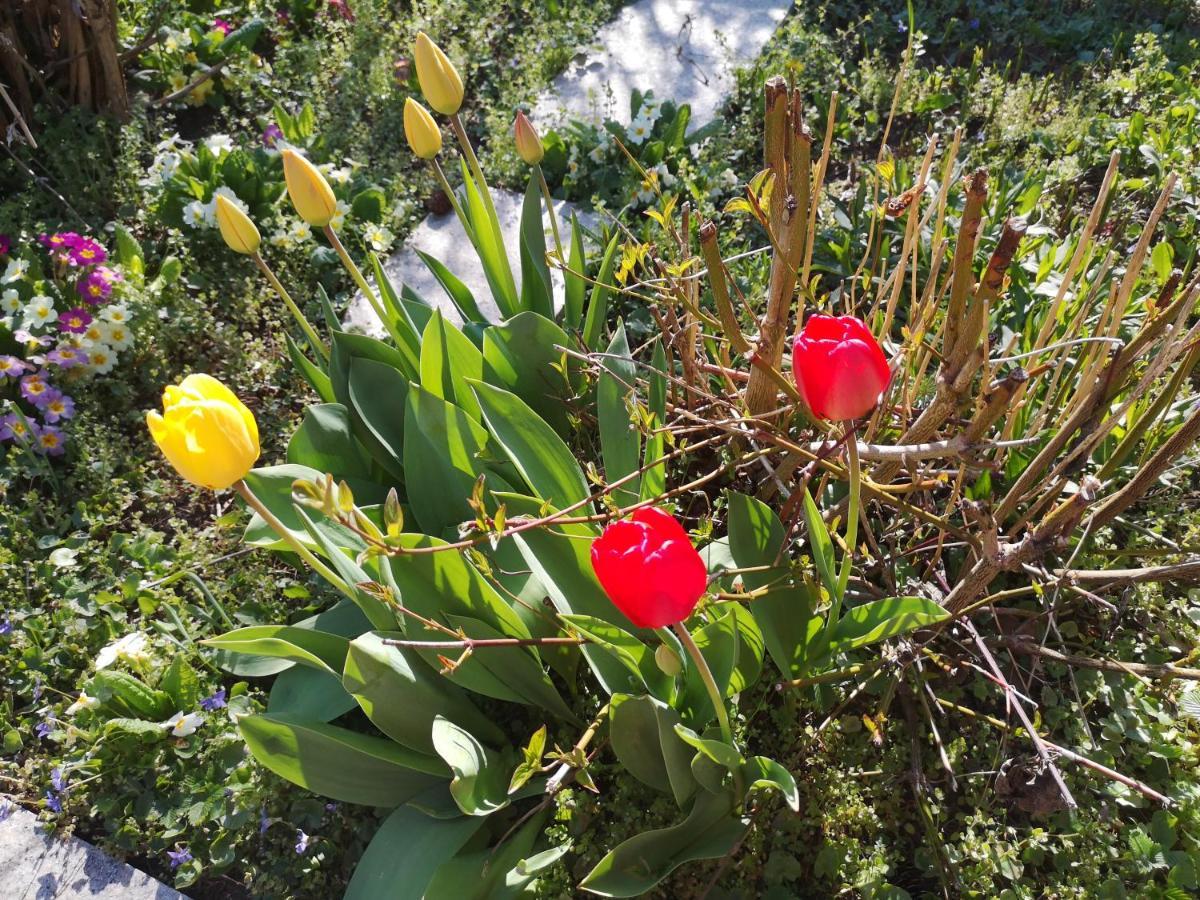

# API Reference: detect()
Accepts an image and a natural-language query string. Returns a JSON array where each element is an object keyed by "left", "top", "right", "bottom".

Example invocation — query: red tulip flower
[
  {"left": 792, "top": 314, "right": 890, "bottom": 421},
  {"left": 590, "top": 508, "right": 707, "bottom": 629}
]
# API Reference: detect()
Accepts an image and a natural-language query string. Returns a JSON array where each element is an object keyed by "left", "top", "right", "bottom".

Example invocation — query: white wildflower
[
  {"left": 95, "top": 633, "right": 150, "bottom": 670},
  {"left": 65, "top": 692, "right": 100, "bottom": 716},
  {"left": 163, "top": 711, "right": 203, "bottom": 737}
]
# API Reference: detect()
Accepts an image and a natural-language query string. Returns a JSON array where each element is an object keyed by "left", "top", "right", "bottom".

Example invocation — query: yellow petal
[{"left": 414, "top": 32, "right": 464, "bottom": 116}]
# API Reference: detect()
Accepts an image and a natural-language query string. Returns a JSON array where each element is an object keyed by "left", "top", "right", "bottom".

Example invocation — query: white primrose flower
[
  {"left": 95, "top": 632, "right": 150, "bottom": 670},
  {"left": 100, "top": 304, "right": 129, "bottom": 324},
  {"left": 182, "top": 200, "right": 208, "bottom": 229},
  {"left": 86, "top": 345, "right": 117, "bottom": 375},
  {"left": 2, "top": 289, "right": 20, "bottom": 313},
  {"left": 65, "top": 692, "right": 100, "bottom": 716},
  {"left": 363, "top": 225, "right": 394, "bottom": 252},
  {"left": 3, "top": 259, "right": 30, "bottom": 282},
  {"left": 627, "top": 114, "right": 654, "bottom": 145},
  {"left": 164, "top": 711, "right": 204, "bottom": 737},
  {"left": 22, "top": 295, "right": 55, "bottom": 328},
  {"left": 329, "top": 199, "right": 351, "bottom": 232},
  {"left": 290, "top": 220, "right": 312, "bottom": 242},
  {"left": 101, "top": 322, "right": 133, "bottom": 352},
  {"left": 203, "top": 134, "right": 235, "bottom": 156}
]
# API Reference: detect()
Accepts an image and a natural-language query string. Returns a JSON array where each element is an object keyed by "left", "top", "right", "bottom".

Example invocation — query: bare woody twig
[{"left": 992, "top": 636, "right": 1200, "bottom": 681}]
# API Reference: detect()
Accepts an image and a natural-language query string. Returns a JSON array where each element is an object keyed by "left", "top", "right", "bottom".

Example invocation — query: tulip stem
[
  {"left": 235, "top": 480, "right": 351, "bottom": 597},
  {"left": 323, "top": 225, "right": 405, "bottom": 349},
  {"left": 672, "top": 621, "right": 744, "bottom": 799},
  {"left": 430, "top": 159, "right": 473, "bottom": 238},
  {"left": 825, "top": 422, "right": 861, "bottom": 643},
  {"left": 535, "top": 163, "right": 566, "bottom": 267},
  {"left": 252, "top": 253, "right": 328, "bottom": 362}
]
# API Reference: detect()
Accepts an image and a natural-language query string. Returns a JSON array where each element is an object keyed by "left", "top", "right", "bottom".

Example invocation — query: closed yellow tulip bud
[
  {"left": 513, "top": 111, "right": 543, "bottom": 165},
  {"left": 214, "top": 194, "right": 261, "bottom": 255},
  {"left": 281, "top": 148, "right": 337, "bottom": 227},
  {"left": 147, "top": 374, "right": 260, "bottom": 490},
  {"left": 404, "top": 98, "right": 442, "bottom": 160},
  {"left": 413, "top": 31, "right": 463, "bottom": 116}
]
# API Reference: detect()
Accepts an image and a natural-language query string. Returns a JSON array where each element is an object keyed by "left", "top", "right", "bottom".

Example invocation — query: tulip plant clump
[{"left": 146, "top": 34, "right": 1200, "bottom": 897}]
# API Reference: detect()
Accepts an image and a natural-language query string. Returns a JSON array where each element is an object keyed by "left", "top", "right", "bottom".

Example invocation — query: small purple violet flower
[
  {"left": 200, "top": 688, "right": 227, "bottom": 711},
  {"left": 45, "top": 791, "right": 62, "bottom": 814},
  {"left": 295, "top": 829, "right": 310, "bottom": 855},
  {"left": 167, "top": 846, "right": 193, "bottom": 869},
  {"left": 262, "top": 124, "right": 284, "bottom": 148}
]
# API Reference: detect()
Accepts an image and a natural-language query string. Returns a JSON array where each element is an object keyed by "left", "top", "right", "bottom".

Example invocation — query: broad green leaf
[
  {"left": 344, "top": 806, "right": 484, "bottom": 900},
  {"left": 286, "top": 334, "right": 334, "bottom": 402},
  {"left": 443, "top": 615, "right": 577, "bottom": 723},
  {"left": 582, "top": 231, "right": 620, "bottom": 350},
  {"left": 287, "top": 403, "right": 374, "bottom": 481},
  {"left": 598, "top": 323, "right": 642, "bottom": 506},
  {"left": 242, "top": 463, "right": 384, "bottom": 552},
  {"left": 239, "top": 713, "right": 445, "bottom": 807},
  {"left": 674, "top": 723, "right": 743, "bottom": 773},
  {"left": 470, "top": 380, "right": 590, "bottom": 511},
  {"left": 725, "top": 603, "right": 764, "bottom": 696},
  {"left": 460, "top": 159, "right": 518, "bottom": 318},
  {"left": 294, "top": 505, "right": 397, "bottom": 631},
  {"left": 431, "top": 717, "right": 510, "bottom": 816},
  {"left": 579, "top": 791, "right": 748, "bottom": 897},
  {"left": 564, "top": 212, "right": 587, "bottom": 330},
  {"left": 416, "top": 249, "right": 486, "bottom": 323},
  {"left": 368, "top": 250, "right": 424, "bottom": 344},
  {"left": 481, "top": 311, "right": 577, "bottom": 435},
  {"left": 402, "top": 384, "right": 493, "bottom": 536},
  {"left": 640, "top": 340, "right": 667, "bottom": 501},
  {"left": 609, "top": 693, "right": 697, "bottom": 806},
  {"left": 342, "top": 631, "right": 502, "bottom": 754},
  {"left": 426, "top": 808, "right": 547, "bottom": 899},
  {"left": 499, "top": 494, "right": 642, "bottom": 694},
  {"left": 160, "top": 657, "right": 201, "bottom": 711},
  {"left": 518, "top": 173, "right": 554, "bottom": 317},
  {"left": 267, "top": 665, "right": 357, "bottom": 722},
  {"left": 347, "top": 357, "right": 410, "bottom": 484},
  {"left": 420, "top": 310, "right": 483, "bottom": 422},
  {"left": 88, "top": 670, "right": 172, "bottom": 721},
  {"left": 676, "top": 610, "right": 738, "bottom": 728},
  {"left": 803, "top": 488, "right": 838, "bottom": 599},
  {"left": 744, "top": 756, "right": 799, "bottom": 812},
  {"left": 828, "top": 596, "right": 948, "bottom": 654},
  {"left": 726, "top": 492, "right": 820, "bottom": 678},
  {"left": 217, "top": 17, "right": 264, "bottom": 56},
  {"left": 331, "top": 329, "right": 417, "bottom": 398},
  {"left": 560, "top": 614, "right": 669, "bottom": 698},
  {"left": 201, "top": 625, "right": 349, "bottom": 674}
]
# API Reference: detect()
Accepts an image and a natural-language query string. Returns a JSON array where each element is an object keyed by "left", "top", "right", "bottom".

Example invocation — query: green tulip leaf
[
  {"left": 342, "top": 631, "right": 503, "bottom": 754},
  {"left": 201, "top": 624, "right": 349, "bottom": 674},
  {"left": 481, "top": 311, "right": 577, "bottom": 435},
  {"left": 743, "top": 756, "right": 800, "bottom": 812},
  {"left": 415, "top": 249, "right": 486, "bottom": 324},
  {"left": 518, "top": 173, "right": 554, "bottom": 318},
  {"left": 419, "top": 309, "right": 484, "bottom": 422},
  {"left": 267, "top": 664, "right": 358, "bottom": 722},
  {"left": 828, "top": 596, "right": 948, "bottom": 654},
  {"left": 579, "top": 791, "right": 748, "bottom": 897},
  {"left": 640, "top": 339, "right": 667, "bottom": 501},
  {"left": 431, "top": 716, "right": 511, "bottom": 817},
  {"left": 239, "top": 713, "right": 445, "bottom": 807},
  {"left": 597, "top": 322, "right": 642, "bottom": 506},
  {"left": 344, "top": 805, "right": 485, "bottom": 900}
]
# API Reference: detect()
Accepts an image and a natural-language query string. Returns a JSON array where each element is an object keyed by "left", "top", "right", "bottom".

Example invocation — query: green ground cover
[{"left": 2, "top": 1, "right": 1199, "bottom": 896}]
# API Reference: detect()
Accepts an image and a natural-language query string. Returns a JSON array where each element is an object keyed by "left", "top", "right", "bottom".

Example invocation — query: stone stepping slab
[
  {"left": 533, "top": 0, "right": 794, "bottom": 129},
  {"left": 0, "top": 804, "right": 188, "bottom": 900},
  {"left": 348, "top": 0, "right": 793, "bottom": 334}
]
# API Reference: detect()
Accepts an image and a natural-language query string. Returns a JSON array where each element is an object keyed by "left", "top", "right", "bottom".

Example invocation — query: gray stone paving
[
  {"left": 532, "top": 0, "right": 794, "bottom": 129},
  {"left": 0, "top": 804, "right": 187, "bottom": 900}
]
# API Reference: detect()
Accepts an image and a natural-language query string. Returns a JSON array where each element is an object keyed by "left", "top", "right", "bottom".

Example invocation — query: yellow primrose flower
[{"left": 146, "top": 374, "right": 259, "bottom": 490}]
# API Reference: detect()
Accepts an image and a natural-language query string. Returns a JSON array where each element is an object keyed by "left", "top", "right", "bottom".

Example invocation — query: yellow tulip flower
[
  {"left": 147, "top": 374, "right": 260, "bottom": 490},
  {"left": 404, "top": 98, "right": 442, "bottom": 159},
  {"left": 413, "top": 32, "right": 464, "bottom": 116},
  {"left": 214, "top": 195, "right": 261, "bottom": 255},
  {"left": 281, "top": 148, "right": 338, "bottom": 227}
]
